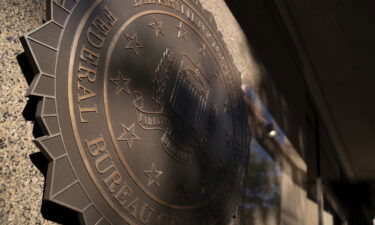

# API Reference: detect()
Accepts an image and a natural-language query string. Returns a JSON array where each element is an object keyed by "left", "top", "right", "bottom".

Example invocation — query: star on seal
[
  {"left": 144, "top": 162, "right": 163, "bottom": 187},
  {"left": 149, "top": 17, "right": 165, "bottom": 37},
  {"left": 117, "top": 123, "right": 140, "bottom": 149},
  {"left": 109, "top": 71, "right": 131, "bottom": 95},
  {"left": 176, "top": 22, "right": 188, "bottom": 41},
  {"left": 125, "top": 33, "right": 143, "bottom": 56}
]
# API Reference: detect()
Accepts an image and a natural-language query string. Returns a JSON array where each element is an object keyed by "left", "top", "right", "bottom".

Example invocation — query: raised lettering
[
  {"left": 86, "top": 135, "right": 106, "bottom": 157},
  {"left": 157, "top": 213, "right": 178, "bottom": 225},
  {"left": 140, "top": 203, "right": 155, "bottom": 224},
  {"left": 125, "top": 197, "right": 140, "bottom": 218},
  {"left": 78, "top": 104, "right": 98, "bottom": 123},
  {"left": 77, "top": 82, "right": 96, "bottom": 102},
  {"left": 77, "top": 63, "right": 97, "bottom": 83},
  {"left": 114, "top": 183, "right": 133, "bottom": 206},
  {"left": 95, "top": 152, "right": 114, "bottom": 174},
  {"left": 93, "top": 16, "right": 111, "bottom": 36},
  {"left": 143, "top": 0, "right": 156, "bottom": 4},
  {"left": 104, "top": 169, "right": 122, "bottom": 193},
  {"left": 103, "top": 5, "right": 118, "bottom": 26},
  {"left": 87, "top": 26, "right": 105, "bottom": 48},
  {"left": 133, "top": 0, "right": 142, "bottom": 6},
  {"left": 80, "top": 46, "right": 99, "bottom": 67},
  {"left": 158, "top": 0, "right": 174, "bottom": 8}
]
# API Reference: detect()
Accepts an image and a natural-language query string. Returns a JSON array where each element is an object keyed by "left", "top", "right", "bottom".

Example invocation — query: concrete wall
[
  {"left": 0, "top": 0, "right": 51, "bottom": 224},
  {"left": 280, "top": 167, "right": 306, "bottom": 225},
  {"left": 306, "top": 199, "right": 334, "bottom": 225}
]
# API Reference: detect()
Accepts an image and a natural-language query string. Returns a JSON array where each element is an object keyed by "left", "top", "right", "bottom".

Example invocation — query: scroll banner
[{"left": 133, "top": 93, "right": 195, "bottom": 164}]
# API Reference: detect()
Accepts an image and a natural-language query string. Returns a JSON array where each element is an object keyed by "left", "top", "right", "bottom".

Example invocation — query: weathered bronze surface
[{"left": 19, "top": 0, "right": 250, "bottom": 224}]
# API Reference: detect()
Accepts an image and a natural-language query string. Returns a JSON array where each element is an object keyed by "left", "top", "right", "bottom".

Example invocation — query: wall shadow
[
  {"left": 224, "top": 0, "right": 307, "bottom": 157},
  {"left": 29, "top": 152, "right": 81, "bottom": 225}
]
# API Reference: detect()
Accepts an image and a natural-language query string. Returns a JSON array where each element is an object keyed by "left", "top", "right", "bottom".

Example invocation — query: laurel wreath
[{"left": 153, "top": 49, "right": 177, "bottom": 112}]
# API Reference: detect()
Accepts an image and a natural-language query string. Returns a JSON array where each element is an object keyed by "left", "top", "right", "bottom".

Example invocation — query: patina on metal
[{"left": 19, "top": 0, "right": 250, "bottom": 224}]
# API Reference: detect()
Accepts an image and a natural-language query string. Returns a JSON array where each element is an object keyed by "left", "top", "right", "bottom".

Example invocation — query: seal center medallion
[{"left": 104, "top": 12, "right": 234, "bottom": 207}]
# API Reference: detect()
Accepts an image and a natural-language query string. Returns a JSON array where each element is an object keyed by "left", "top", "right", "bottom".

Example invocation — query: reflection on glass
[{"left": 243, "top": 138, "right": 281, "bottom": 225}]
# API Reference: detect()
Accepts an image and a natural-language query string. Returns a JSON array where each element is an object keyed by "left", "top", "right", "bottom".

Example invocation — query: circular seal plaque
[{"left": 19, "top": 0, "right": 250, "bottom": 224}]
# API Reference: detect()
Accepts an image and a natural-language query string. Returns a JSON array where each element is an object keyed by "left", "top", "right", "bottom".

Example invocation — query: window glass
[{"left": 242, "top": 138, "right": 282, "bottom": 225}]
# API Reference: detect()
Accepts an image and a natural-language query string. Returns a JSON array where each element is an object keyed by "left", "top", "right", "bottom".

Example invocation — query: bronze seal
[{"left": 19, "top": 0, "right": 250, "bottom": 224}]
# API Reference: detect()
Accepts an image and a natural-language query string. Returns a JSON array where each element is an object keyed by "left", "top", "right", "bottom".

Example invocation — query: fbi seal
[{"left": 19, "top": 0, "right": 250, "bottom": 224}]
